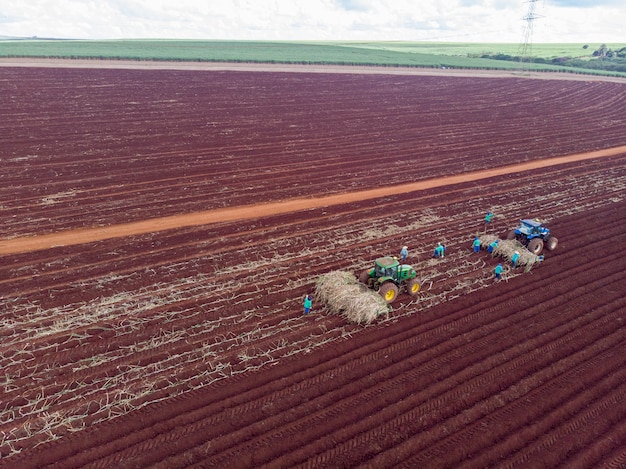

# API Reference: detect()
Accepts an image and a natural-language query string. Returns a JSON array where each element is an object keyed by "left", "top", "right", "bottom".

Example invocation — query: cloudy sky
[{"left": 0, "top": 0, "right": 624, "bottom": 43}]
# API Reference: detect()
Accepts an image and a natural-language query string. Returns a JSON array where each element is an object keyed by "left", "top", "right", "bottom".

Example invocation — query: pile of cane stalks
[
  {"left": 315, "top": 271, "right": 390, "bottom": 325},
  {"left": 479, "top": 235, "right": 544, "bottom": 272}
]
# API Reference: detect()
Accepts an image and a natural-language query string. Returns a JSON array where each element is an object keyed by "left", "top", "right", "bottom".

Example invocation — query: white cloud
[
  {"left": 0, "top": 0, "right": 623, "bottom": 43},
  {"left": 540, "top": 3, "right": 625, "bottom": 43}
]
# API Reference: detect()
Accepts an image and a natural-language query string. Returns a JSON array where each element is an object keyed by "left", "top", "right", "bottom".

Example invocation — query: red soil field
[{"left": 0, "top": 63, "right": 625, "bottom": 468}]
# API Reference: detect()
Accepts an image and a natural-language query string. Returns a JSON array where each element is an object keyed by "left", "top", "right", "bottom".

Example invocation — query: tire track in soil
[
  {"left": 500, "top": 373, "right": 626, "bottom": 469},
  {"left": 395, "top": 305, "right": 626, "bottom": 468},
  {"left": 571, "top": 419, "right": 626, "bottom": 468},
  {"left": 1, "top": 145, "right": 624, "bottom": 256},
  {"left": 368, "top": 343, "right": 626, "bottom": 469},
  {"left": 400, "top": 354, "right": 626, "bottom": 468}
]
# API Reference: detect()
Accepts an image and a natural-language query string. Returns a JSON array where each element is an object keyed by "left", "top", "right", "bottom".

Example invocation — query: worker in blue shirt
[
  {"left": 434, "top": 242, "right": 445, "bottom": 258},
  {"left": 495, "top": 263, "right": 503, "bottom": 280},
  {"left": 511, "top": 251, "right": 520, "bottom": 268},
  {"left": 484, "top": 211, "right": 494, "bottom": 233},
  {"left": 303, "top": 295, "right": 312, "bottom": 314},
  {"left": 400, "top": 245, "right": 408, "bottom": 261},
  {"left": 488, "top": 239, "right": 499, "bottom": 253},
  {"left": 473, "top": 237, "right": 481, "bottom": 253}
]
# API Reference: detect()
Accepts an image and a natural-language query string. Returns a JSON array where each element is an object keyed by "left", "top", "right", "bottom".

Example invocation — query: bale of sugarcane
[
  {"left": 478, "top": 234, "right": 500, "bottom": 250},
  {"left": 315, "top": 271, "right": 390, "bottom": 325},
  {"left": 495, "top": 239, "right": 544, "bottom": 272},
  {"left": 477, "top": 235, "right": 543, "bottom": 272}
]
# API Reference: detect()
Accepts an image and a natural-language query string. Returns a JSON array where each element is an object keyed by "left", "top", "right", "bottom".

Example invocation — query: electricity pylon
[{"left": 517, "top": 0, "right": 543, "bottom": 74}]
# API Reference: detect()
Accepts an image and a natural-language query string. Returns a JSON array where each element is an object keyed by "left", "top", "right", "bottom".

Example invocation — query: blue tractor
[{"left": 506, "top": 219, "right": 558, "bottom": 255}]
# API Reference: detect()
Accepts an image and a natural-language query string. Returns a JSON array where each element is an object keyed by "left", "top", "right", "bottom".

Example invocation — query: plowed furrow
[
  {"left": 394, "top": 301, "right": 626, "bottom": 468},
  {"left": 301, "top": 315, "right": 625, "bottom": 469},
  {"left": 500, "top": 376, "right": 626, "bottom": 468}
]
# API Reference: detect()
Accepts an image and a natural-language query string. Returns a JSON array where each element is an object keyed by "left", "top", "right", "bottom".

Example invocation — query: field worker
[
  {"left": 400, "top": 246, "right": 408, "bottom": 261},
  {"left": 303, "top": 295, "right": 312, "bottom": 315},
  {"left": 484, "top": 211, "right": 494, "bottom": 233},
  {"left": 494, "top": 263, "right": 503, "bottom": 281},
  {"left": 511, "top": 250, "right": 520, "bottom": 268},
  {"left": 473, "top": 237, "right": 481, "bottom": 253},
  {"left": 488, "top": 239, "right": 499, "bottom": 253},
  {"left": 434, "top": 242, "right": 445, "bottom": 258}
]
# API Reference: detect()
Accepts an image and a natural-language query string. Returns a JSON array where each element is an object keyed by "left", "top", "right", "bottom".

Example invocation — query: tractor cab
[
  {"left": 374, "top": 256, "right": 400, "bottom": 280},
  {"left": 517, "top": 219, "right": 550, "bottom": 239},
  {"left": 373, "top": 256, "right": 416, "bottom": 282}
]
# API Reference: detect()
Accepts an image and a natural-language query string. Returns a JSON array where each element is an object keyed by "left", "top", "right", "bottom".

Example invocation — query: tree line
[{"left": 476, "top": 44, "right": 626, "bottom": 73}]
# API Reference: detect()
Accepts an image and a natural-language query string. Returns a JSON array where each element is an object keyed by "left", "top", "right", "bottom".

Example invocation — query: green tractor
[{"left": 359, "top": 256, "right": 421, "bottom": 304}]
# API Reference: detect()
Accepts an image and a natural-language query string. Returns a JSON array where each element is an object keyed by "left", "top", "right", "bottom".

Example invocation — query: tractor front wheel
[
  {"left": 379, "top": 282, "right": 399, "bottom": 304},
  {"left": 407, "top": 278, "right": 421, "bottom": 297},
  {"left": 506, "top": 230, "right": 517, "bottom": 240},
  {"left": 546, "top": 236, "right": 558, "bottom": 251},
  {"left": 528, "top": 238, "right": 544, "bottom": 255}
]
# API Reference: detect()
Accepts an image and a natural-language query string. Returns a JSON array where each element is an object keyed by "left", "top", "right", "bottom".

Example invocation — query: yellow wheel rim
[
  {"left": 411, "top": 283, "right": 420, "bottom": 294},
  {"left": 385, "top": 289, "right": 396, "bottom": 301}
]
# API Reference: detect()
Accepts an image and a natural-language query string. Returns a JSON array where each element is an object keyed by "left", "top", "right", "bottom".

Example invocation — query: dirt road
[
  {"left": 1, "top": 58, "right": 625, "bottom": 83},
  {"left": 2, "top": 145, "right": 624, "bottom": 255}
]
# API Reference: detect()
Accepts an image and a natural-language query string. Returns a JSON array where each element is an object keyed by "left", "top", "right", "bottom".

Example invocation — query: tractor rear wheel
[
  {"left": 546, "top": 236, "right": 558, "bottom": 251},
  {"left": 379, "top": 282, "right": 399, "bottom": 303},
  {"left": 506, "top": 230, "right": 517, "bottom": 240},
  {"left": 528, "top": 238, "right": 544, "bottom": 255},
  {"left": 407, "top": 278, "right": 421, "bottom": 296}
]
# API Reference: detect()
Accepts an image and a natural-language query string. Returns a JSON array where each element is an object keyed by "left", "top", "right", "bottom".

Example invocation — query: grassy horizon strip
[{"left": 1, "top": 40, "right": 624, "bottom": 76}]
